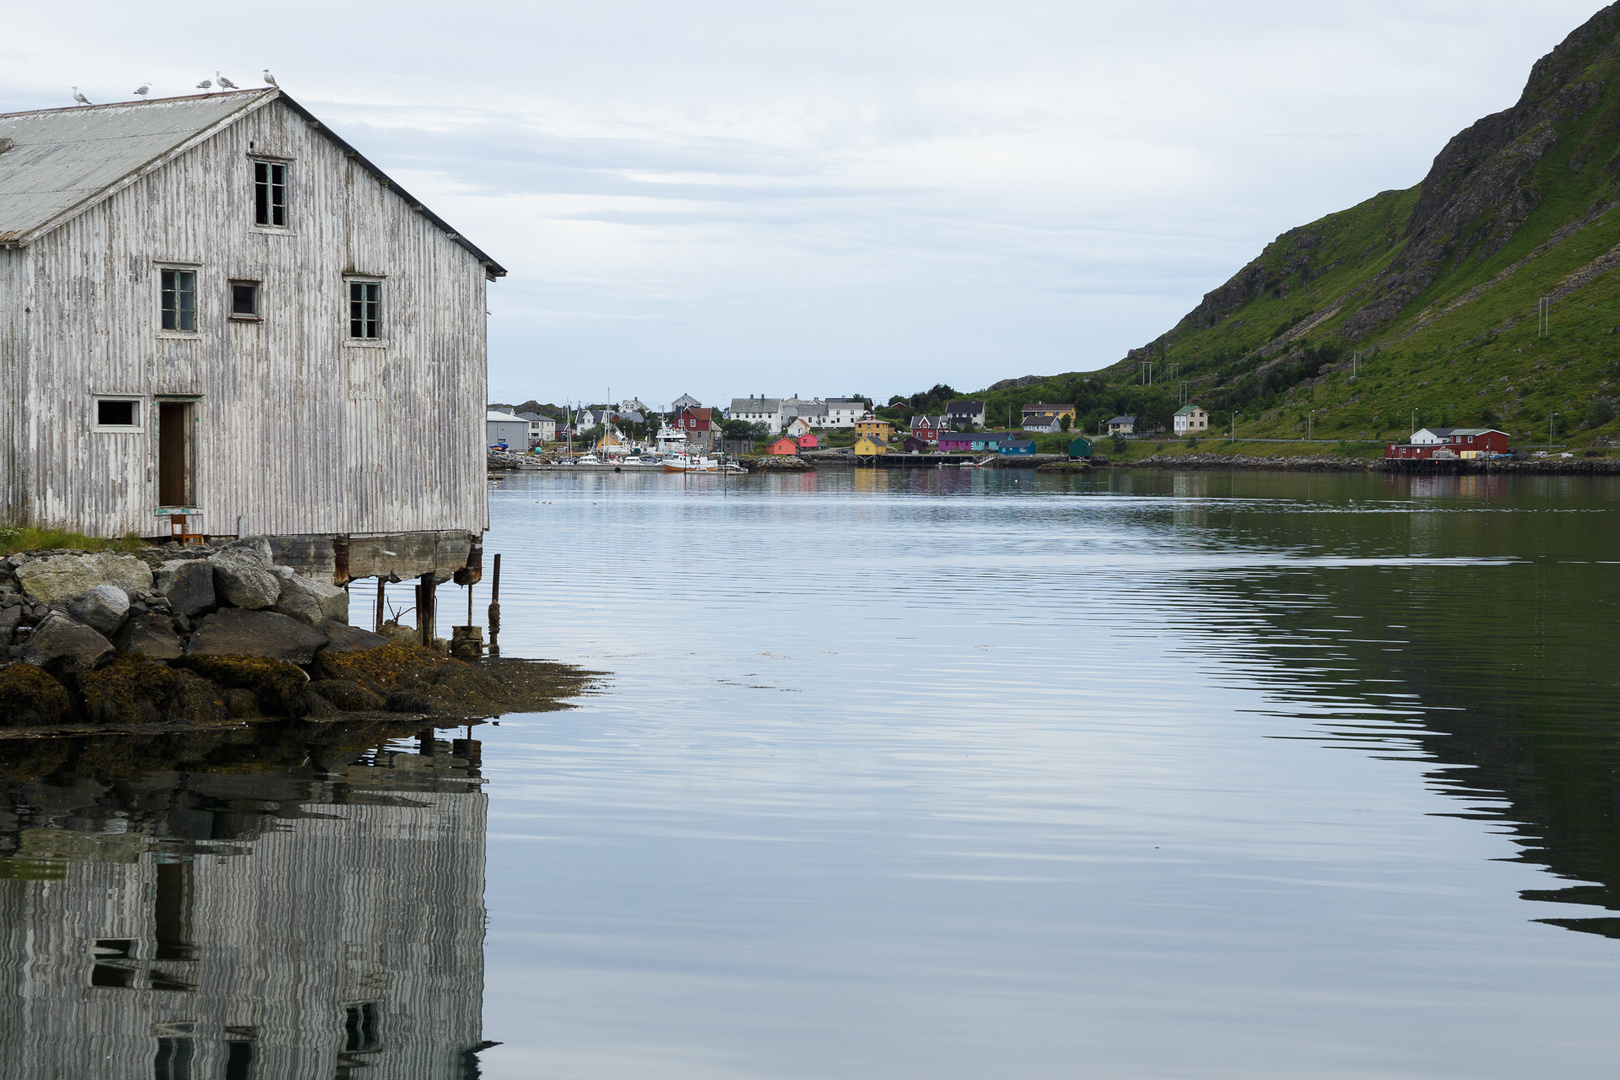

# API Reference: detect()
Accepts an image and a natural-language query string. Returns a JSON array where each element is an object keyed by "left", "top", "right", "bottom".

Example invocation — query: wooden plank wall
[
  {"left": 14, "top": 98, "right": 491, "bottom": 539},
  {"left": 0, "top": 248, "right": 20, "bottom": 523},
  {"left": 0, "top": 769, "right": 487, "bottom": 1077}
]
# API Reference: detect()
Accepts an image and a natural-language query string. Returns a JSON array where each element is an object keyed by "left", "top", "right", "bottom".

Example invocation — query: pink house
[
  {"left": 768, "top": 436, "right": 801, "bottom": 455},
  {"left": 797, "top": 433, "right": 819, "bottom": 449}
]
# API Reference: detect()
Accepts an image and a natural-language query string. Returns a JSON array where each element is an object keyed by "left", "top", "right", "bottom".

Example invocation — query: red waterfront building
[{"left": 1385, "top": 427, "right": 1510, "bottom": 459}]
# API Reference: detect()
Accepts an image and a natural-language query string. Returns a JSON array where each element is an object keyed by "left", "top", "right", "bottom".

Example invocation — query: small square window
[
  {"left": 349, "top": 280, "right": 381, "bottom": 339},
  {"left": 253, "top": 160, "right": 288, "bottom": 227},
  {"left": 230, "top": 281, "right": 260, "bottom": 320},
  {"left": 95, "top": 398, "right": 141, "bottom": 429},
  {"left": 160, "top": 268, "right": 197, "bottom": 332}
]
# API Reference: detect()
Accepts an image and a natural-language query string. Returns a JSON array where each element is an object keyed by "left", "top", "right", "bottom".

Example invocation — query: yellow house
[
  {"left": 853, "top": 434, "right": 890, "bottom": 456},
  {"left": 854, "top": 418, "right": 894, "bottom": 441}
]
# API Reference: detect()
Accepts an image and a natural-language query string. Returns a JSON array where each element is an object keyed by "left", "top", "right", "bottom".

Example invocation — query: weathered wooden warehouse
[{"left": 0, "top": 89, "right": 504, "bottom": 584}]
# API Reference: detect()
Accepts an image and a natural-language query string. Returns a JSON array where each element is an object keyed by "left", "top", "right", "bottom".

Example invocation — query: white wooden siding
[
  {"left": 0, "top": 775, "right": 486, "bottom": 1077},
  {"left": 8, "top": 98, "right": 490, "bottom": 539}
]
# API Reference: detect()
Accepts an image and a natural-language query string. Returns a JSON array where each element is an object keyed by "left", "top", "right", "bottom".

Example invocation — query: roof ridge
[{"left": 0, "top": 88, "right": 271, "bottom": 119}]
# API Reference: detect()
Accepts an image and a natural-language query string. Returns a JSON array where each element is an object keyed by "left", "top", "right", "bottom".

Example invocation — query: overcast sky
[{"left": 3, "top": 1, "right": 1606, "bottom": 407}]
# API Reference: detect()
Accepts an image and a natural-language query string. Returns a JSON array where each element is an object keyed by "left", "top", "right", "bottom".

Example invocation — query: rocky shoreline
[
  {"left": 1114, "top": 453, "right": 1377, "bottom": 472},
  {"left": 0, "top": 538, "right": 597, "bottom": 732},
  {"left": 1110, "top": 452, "right": 1620, "bottom": 474}
]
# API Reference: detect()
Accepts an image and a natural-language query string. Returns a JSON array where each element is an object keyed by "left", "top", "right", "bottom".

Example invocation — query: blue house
[{"left": 997, "top": 438, "right": 1036, "bottom": 455}]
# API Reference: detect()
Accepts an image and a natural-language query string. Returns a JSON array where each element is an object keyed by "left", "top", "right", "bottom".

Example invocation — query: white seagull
[
  {"left": 71, "top": 86, "right": 91, "bottom": 105},
  {"left": 195, "top": 79, "right": 212, "bottom": 91},
  {"left": 262, "top": 68, "right": 277, "bottom": 87},
  {"left": 133, "top": 82, "right": 150, "bottom": 97},
  {"left": 216, "top": 71, "right": 238, "bottom": 89}
]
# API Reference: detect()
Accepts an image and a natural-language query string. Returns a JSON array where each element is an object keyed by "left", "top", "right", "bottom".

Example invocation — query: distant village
[
  {"left": 488, "top": 394, "right": 1526, "bottom": 467},
  {"left": 487, "top": 395, "right": 1104, "bottom": 461}
]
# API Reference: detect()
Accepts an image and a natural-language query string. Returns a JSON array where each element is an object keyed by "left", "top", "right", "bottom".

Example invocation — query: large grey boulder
[
  {"left": 114, "top": 615, "right": 185, "bottom": 661},
  {"left": 319, "top": 620, "right": 391, "bottom": 654},
  {"left": 67, "top": 584, "right": 130, "bottom": 636},
  {"left": 185, "top": 609, "right": 330, "bottom": 665},
  {"left": 221, "top": 535, "right": 274, "bottom": 563},
  {"left": 15, "top": 552, "right": 153, "bottom": 607},
  {"left": 208, "top": 546, "right": 281, "bottom": 610},
  {"left": 21, "top": 613, "right": 115, "bottom": 675},
  {"left": 272, "top": 572, "right": 350, "bottom": 627},
  {"left": 154, "top": 559, "right": 215, "bottom": 617},
  {"left": 0, "top": 604, "right": 22, "bottom": 646}
]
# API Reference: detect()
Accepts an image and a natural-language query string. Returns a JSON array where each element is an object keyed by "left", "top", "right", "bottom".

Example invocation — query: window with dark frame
[
  {"left": 253, "top": 160, "right": 287, "bottom": 227},
  {"left": 230, "top": 281, "right": 260, "bottom": 319},
  {"left": 349, "top": 280, "right": 381, "bottom": 339},
  {"left": 160, "top": 268, "right": 196, "bottom": 332}
]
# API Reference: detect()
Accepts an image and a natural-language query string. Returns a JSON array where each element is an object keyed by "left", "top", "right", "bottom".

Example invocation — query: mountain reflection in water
[
  {"left": 1161, "top": 469, "right": 1620, "bottom": 938},
  {"left": 0, "top": 722, "right": 489, "bottom": 1079}
]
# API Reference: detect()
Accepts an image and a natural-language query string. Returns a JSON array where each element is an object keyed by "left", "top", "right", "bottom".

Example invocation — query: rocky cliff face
[
  {"left": 1075, "top": 3, "right": 1620, "bottom": 442},
  {"left": 1339, "top": 3, "right": 1620, "bottom": 338}
]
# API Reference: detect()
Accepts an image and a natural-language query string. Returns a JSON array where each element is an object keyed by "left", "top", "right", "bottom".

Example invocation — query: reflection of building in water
[{"left": 0, "top": 737, "right": 487, "bottom": 1078}]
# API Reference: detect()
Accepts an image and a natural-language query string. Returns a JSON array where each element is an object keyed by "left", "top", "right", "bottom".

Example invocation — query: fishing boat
[{"left": 663, "top": 454, "right": 720, "bottom": 473}]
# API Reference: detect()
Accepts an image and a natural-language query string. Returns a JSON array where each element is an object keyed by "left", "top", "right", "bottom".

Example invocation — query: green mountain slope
[{"left": 949, "top": 3, "right": 1620, "bottom": 446}]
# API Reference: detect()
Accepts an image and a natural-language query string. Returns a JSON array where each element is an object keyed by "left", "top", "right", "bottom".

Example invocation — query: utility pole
[
  {"left": 1411, "top": 409, "right": 1417, "bottom": 435},
  {"left": 1549, "top": 411, "right": 1557, "bottom": 448},
  {"left": 1539, "top": 297, "right": 1550, "bottom": 338}
]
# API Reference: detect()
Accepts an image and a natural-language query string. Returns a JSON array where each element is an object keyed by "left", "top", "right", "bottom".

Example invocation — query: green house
[{"left": 1067, "top": 438, "right": 1092, "bottom": 459}]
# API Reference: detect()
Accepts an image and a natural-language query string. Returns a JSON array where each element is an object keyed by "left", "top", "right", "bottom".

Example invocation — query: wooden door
[{"left": 158, "top": 402, "right": 191, "bottom": 507}]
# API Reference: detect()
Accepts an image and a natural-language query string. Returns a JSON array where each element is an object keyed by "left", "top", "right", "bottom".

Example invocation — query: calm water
[{"left": 4, "top": 467, "right": 1620, "bottom": 1078}]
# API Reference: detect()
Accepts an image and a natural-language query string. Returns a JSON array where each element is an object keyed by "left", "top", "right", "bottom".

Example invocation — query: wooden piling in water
[{"left": 487, "top": 553, "right": 502, "bottom": 657}]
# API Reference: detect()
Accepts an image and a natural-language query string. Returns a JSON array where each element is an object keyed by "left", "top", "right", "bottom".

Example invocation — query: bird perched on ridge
[
  {"left": 195, "top": 79, "right": 212, "bottom": 91},
  {"left": 133, "top": 82, "right": 150, "bottom": 97},
  {"left": 216, "top": 71, "right": 238, "bottom": 89},
  {"left": 262, "top": 69, "right": 277, "bottom": 87},
  {"left": 71, "top": 86, "right": 91, "bottom": 105}
]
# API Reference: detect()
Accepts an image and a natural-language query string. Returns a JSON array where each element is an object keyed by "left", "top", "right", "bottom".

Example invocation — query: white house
[
  {"left": 670, "top": 393, "right": 701, "bottom": 413},
  {"left": 823, "top": 397, "right": 869, "bottom": 428},
  {"left": 730, "top": 396, "right": 784, "bottom": 432},
  {"left": 945, "top": 400, "right": 987, "bottom": 428},
  {"left": 517, "top": 411, "right": 557, "bottom": 443},
  {"left": 1173, "top": 406, "right": 1209, "bottom": 435},
  {"left": 1411, "top": 427, "right": 1458, "bottom": 444},
  {"left": 0, "top": 88, "right": 504, "bottom": 585}
]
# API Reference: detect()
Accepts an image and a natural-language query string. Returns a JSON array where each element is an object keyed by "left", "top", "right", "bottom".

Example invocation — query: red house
[
  {"left": 677, "top": 406, "right": 713, "bottom": 432},
  {"left": 677, "top": 407, "right": 717, "bottom": 451},
  {"left": 768, "top": 436, "right": 801, "bottom": 455},
  {"left": 909, "top": 415, "right": 946, "bottom": 443},
  {"left": 797, "top": 433, "right": 819, "bottom": 449},
  {"left": 1386, "top": 427, "right": 1510, "bottom": 459}
]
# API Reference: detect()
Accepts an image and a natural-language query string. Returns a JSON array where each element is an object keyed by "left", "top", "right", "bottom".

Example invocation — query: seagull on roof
[
  {"left": 262, "top": 69, "right": 278, "bottom": 87},
  {"left": 71, "top": 86, "right": 91, "bottom": 105},
  {"left": 195, "top": 79, "right": 212, "bottom": 92},
  {"left": 133, "top": 82, "right": 150, "bottom": 98},
  {"left": 216, "top": 71, "right": 238, "bottom": 89}
]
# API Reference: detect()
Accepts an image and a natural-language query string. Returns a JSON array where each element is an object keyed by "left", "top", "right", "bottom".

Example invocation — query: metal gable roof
[
  {"left": 0, "top": 89, "right": 506, "bottom": 278},
  {"left": 0, "top": 90, "right": 272, "bottom": 243}
]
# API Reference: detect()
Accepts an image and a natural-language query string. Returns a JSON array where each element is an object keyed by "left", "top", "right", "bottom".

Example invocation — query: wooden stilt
[{"left": 418, "top": 572, "right": 436, "bottom": 646}]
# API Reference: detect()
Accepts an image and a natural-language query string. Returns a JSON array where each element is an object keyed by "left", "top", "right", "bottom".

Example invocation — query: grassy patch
[{"left": 0, "top": 523, "right": 144, "bottom": 557}]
